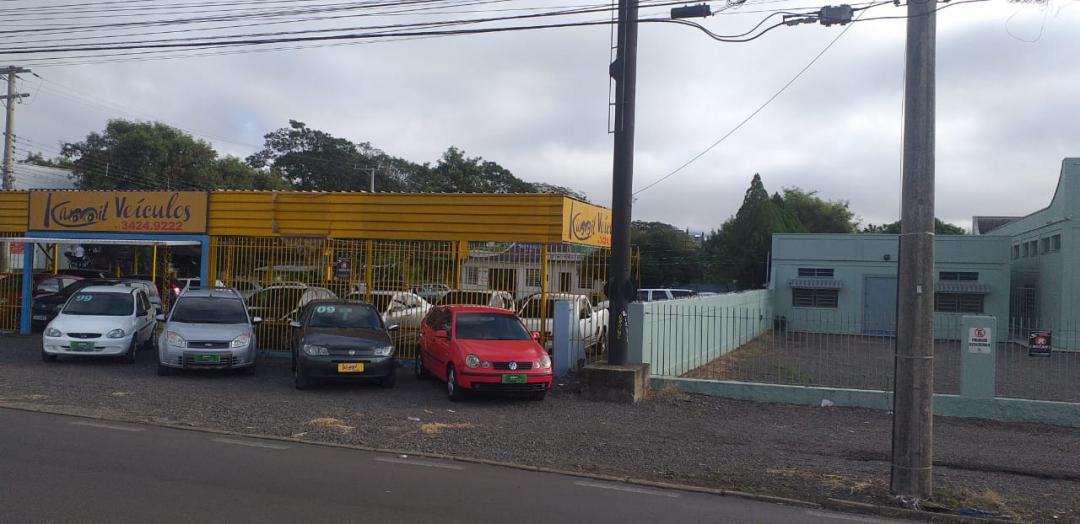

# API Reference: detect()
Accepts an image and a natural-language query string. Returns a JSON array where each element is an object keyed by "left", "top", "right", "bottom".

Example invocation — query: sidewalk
[{"left": 1, "top": 335, "right": 1077, "bottom": 522}]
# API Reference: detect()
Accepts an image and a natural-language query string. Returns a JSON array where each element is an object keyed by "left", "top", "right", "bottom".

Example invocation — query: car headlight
[
  {"left": 537, "top": 355, "right": 552, "bottom": 369},
  {"left": 45, "top": 327, "right": 62, "bottom": 337},
  {"left": 465, "top": 354, "right": 480, "bottom": 368},
  {"left": 373, "top": 345, "right": 393, "bottom": 357},
  {"left": 303, "top": 344, "right": 329, "bottom": 356},
  {"left": 166, "top": 331, "right": 187, "bottom": 347},
  {"left": 230, "top": 334, "right": 251, "bottom": 348},
  {"left": 106, "top": 329, "right": 126, "bottom": 339}
]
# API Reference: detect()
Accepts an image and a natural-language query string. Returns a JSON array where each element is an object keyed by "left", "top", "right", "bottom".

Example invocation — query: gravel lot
[
  {"left": 1, "top": 334, "right": 1078, "bottom": 522},
  {"left": 687, "top": 332, "right": 1080, "bottom": 403}
]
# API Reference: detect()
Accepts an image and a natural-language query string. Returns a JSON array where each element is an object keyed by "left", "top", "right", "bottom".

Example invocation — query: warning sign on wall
[{"left": 968, "top": 327, "right": 992, "bottom": 354}]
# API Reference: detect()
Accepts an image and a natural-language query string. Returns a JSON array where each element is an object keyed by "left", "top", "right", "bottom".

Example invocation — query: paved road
[{"left": 0, "top": 408, "right": 906, "bottom": 524}]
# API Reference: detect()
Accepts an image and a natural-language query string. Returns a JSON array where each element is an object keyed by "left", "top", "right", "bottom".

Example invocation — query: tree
[
  {"left": 22, "top": 152, "right": 73, "bottom": 169},
  {"left": 408, "top": 147, "right": 535, "bottom": 193},
  {"left": 532, "top": 182, "right": 589, "bottom": 202},
  {"left": 704, "top": 174, "right": 805, "bottom": 289},
  {"left": 863, "top": 219, "right": 966, "bottom": 235},
  {"left": 632, "top": 221, "right": 700, "bottom": 287},
  {"left": 781, "top": 187, "right": 859, "bottom": 233},
  {"left": 60, "top": 120, "right": 276, "bottom": 190}
]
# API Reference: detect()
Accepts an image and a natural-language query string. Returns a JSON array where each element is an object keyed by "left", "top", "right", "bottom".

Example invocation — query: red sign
[{"left": 8, "top": 242, "right": 24, "bottom": 255}]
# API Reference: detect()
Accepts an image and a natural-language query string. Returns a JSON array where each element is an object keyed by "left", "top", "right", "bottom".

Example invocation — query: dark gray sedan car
[{"left": 289, "top": 300, "right": 398, "bottom": 390}]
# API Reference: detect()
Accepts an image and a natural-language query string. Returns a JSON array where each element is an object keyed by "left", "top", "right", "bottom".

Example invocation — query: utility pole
[
  {"left": 1, "top": 66, "right": 31, "bottom": 191},
  {"left": 891, "top": 0, "right": 936, "bottom": 501},
  {"left": 605, "top": 0, "right": 639, "bottom": 365}
]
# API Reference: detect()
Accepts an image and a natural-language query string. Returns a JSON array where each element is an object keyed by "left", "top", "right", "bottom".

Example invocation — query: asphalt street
[{"left": 0, "top": 408, "right": 908, "bottom": 524}]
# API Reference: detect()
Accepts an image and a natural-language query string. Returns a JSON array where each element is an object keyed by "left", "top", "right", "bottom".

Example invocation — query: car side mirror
[
  {"left": 251, "top": 317, "right": 262, "bottom": 325},
  {"left": 388, "top": 324, "right": 400, "bottom": 332},
  {"left": 155, "top": 314, "right": 166, "bottom": 322},
  {"left": 288, "top": 320, "right": 300, "bottom": 328},
  {"left": 531, "top": 331, "right": 541, "bottom": 341},
  {"left": 434, "top": 329, "right": 448, "bottom": 339}
]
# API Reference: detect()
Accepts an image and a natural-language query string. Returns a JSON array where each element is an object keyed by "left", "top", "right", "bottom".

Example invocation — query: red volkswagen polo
[{"left": 415, "top": 305, "right": 552, "bottom": 401}]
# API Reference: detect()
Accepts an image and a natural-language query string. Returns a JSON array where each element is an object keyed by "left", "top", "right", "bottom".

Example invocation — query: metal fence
[
  {"left": 638, "top": 297, "right": 1080, "bottom": 404},
  {"left": 0, "top": 235, "right": 25, "bottom": 333},
  {"left": 209, "top": 236, "right": 617, "bottom": 358}
]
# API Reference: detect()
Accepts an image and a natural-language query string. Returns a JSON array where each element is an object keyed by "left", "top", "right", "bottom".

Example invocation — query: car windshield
[
  {"left": 62, "top": 292, "right": 133, "bottom": 316},
  {"left": 518, "top": 298, "right": 554, "bottom": 319},
  {"left": 439, "top": 291, "right": 492, "bottom": 306},
  {"left": 248, "top": 288, "right": 304, "bottom": 311},
  {"left": 307, "top": 304, "right": 382, "bottom": 329},
  {"left": 369, "top": 294, "right": 393, "bottom": 312},
  {"left": 170, "top": 297, "right": 249, "bottom": 324},
  {"left": 455, "top": 313, "right": 531, "bottom": 340}
]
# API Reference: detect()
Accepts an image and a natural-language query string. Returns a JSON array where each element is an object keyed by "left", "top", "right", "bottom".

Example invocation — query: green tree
[
  {"left": 704, "top": 174, "right": 805, "bottom": 289},
  {"left": 409, "top": 147, "right": 535, "bottom": 193},
  {"left": 863, "top": 219, "right": 966, "bottom": 235},
  {"left": 22, "top": 152, "right": 73, "bottom": 169},
  {"left": 781, "top": 187, "right": 859, "bottom": 233},
  {"left": 632, "top": 221, "right": 700, "bottom": 287}
]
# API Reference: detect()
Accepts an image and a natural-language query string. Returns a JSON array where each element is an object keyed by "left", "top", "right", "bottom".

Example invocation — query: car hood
[
  {"left": 303, "top": 328, "right": 391, "bottom": 349},
  {"left": 166, "top": 322, "right": 251, "bottom": 341},
  {"left": 455, "top": 339, "right": 545, "bottom": 360},
  {"left": 50, "top": 314, "right": 133, "bottom": 333}
]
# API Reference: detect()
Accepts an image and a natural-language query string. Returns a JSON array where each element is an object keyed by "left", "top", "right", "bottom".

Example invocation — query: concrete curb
[{"left": 0, "top": 400, "right": 1004, "bottom": 521}]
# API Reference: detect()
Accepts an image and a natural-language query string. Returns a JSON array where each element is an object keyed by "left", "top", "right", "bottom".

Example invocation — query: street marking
[
  {"left": 573, "top": 480, "right": 681, "bottom": 498},
  {"left": 70, "top": 421, "right": 146, "bottom": 432},
  {"left": 211, "top": 438, "right": 290, "bottom": 450},
  {"left": 804, "top": 510, "right": 896, "bottom": 523},
  {"left": 374, "top": 457, "right": 464, "bottom": 470}
]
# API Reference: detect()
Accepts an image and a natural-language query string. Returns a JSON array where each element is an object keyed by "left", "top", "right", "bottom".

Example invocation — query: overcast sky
[{"left": 7, "top": 0, "right": 1079, "bottom": 232}]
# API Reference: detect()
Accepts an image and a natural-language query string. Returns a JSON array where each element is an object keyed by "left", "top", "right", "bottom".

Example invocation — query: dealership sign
[
  {"left": 28, "top": 191, "right": 208, "bottom": 234},
  {"left": 562, "top": 199, "right": 612, "bottom": 248}
]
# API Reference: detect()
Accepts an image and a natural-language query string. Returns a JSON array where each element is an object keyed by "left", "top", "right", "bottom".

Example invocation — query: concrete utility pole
[
  {"left": 606, "top": 0, "right": 639, "bottom": 365},
  {"left": 891, "top": 0, "right": 937, "bottom": 501},
  {"left": 1, "top": 66, "right": 31, "bottom": 191}
]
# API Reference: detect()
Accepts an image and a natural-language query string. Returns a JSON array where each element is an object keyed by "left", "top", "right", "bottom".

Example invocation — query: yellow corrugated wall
[{"left": 0, "top": 192, "right": 28, "bottom": 233}]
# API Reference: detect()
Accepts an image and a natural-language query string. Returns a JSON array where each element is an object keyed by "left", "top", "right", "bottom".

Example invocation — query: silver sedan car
[{"left": 156, "top": 287, "right": 260, "bottom": 375}]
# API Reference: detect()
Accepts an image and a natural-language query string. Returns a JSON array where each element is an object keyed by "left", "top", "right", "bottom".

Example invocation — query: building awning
[
  {"left": 935, "top": 281, "right": 991, "bottom": 294},
  {"left": 789, "top": 278, "right": 843, "bottom": 290}
]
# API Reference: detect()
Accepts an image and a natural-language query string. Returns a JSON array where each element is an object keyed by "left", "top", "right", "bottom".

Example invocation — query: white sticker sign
[{"left": 968, "top": 327, "right": 992, "bottom": 354}]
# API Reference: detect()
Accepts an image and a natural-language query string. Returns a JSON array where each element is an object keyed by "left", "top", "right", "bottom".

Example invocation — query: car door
[
  {"left": 579, "top": 298, "right": 597, "bottom": 344},
  {"left": 135, "top": 292, "right": 153, "bottom": 342},
  {"left": 427, "top": 308, "right": 453, "bottom": 375}
]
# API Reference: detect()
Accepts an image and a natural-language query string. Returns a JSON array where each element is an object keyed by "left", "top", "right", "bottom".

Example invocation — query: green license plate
[
  {"left": 70, "top": 341, "right": 95, "bottom": 351},
  {"left": 502, "top": 374, "right": 527, "bottom": 384},
  {"left": 193, "top": 354, "right": 221, "bottom": 363}
]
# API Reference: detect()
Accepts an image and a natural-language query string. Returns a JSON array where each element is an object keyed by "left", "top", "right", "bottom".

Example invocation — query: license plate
[
  {"left": 70, "top": 341, "right": 95, "bottom": 351},
  {"left": 193, "top": 354, "right": 221, "bottom": 363},
  {"left": 32, "top": 315, "right": 46, "bottom": 321},
  {"left": 337, "top": 362, "right": 364, "bottom": 373},
  {"left": 502, "top": 374, "right": 527, "bottom": 384}
]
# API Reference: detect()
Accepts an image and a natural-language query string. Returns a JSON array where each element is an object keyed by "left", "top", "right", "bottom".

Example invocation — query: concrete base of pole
[{"left": 579, "top": 363, "right": 650, "bottom": 403}]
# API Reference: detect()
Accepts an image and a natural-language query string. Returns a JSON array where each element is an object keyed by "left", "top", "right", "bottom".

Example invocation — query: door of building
[
  {"left": 488, "top": 268, "right": 517, "bottom": 294},
  {"left": 863, "top": 275, "right": 897, "bottom": 336}
]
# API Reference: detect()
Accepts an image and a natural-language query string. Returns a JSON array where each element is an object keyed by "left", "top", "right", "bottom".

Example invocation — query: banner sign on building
[
  {"left": 28, "top": 191, "right": 208, "bottom": 234},
  {"left": 1029, "top": 330, "right": 1052, "bottom": 357},
  {"left": 562, "top": 199, "right": 612, "bottom": 248}
]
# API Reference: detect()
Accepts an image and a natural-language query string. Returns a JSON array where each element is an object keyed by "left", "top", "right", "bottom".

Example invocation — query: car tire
[
  {"left": 414, "top": 349, "right": 428, "bottom": 380},
  {"left": 124, "top": 340, "right": 137, "bottom": 364},
  {"left": 380, "top": 370, "right": 397, "bottom": 389},
  {"left": 157, "top": 362, "right": 174, "bottom": 376},
  {"left": 530, "top": 390, "right": 547, "bottom": 402},
  {"left": 42, "top": 349, "right": 57, "bottom": 363},
  {"left": 294, "top": 360, "right": 314, "bottom": 390},
  {"left": 446, "top": 364, "right": 465, "bottom": 402}
]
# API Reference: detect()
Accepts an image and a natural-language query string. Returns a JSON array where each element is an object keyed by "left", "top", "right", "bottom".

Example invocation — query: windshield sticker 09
[{"left": 315, "top": 305, "right": 336, "bottom": 314}]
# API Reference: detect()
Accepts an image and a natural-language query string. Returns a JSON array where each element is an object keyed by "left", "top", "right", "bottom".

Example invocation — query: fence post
[
  {"left": 960, "top": 315, "right": 997, "bottom": 399},
  {"left": 553, "top": 299, "right": 573, "bottom": 377}
]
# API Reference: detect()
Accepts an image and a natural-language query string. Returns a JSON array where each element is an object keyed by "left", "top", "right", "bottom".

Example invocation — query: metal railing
[{"left": 0, "top": 234, "right": 24, "bottom": 333}]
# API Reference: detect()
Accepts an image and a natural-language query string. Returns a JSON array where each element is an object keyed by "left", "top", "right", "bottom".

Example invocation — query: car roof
[
  {"left": 78, "top": 285, "right": 136, "bottom": 294},
  {"left": 307, "top": 298, "right": 374, "bottom": 307},
  {"left": 442, "top": 305, "right": 518, "bottom": 314},
  {"left": 178, "top": 287, "right": 242, "bottom": 299}
]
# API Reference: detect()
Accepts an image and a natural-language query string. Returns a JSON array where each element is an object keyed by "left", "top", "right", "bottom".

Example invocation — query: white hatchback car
[{"left": 41, "top": 285, "right": 156, "bottom": 363}]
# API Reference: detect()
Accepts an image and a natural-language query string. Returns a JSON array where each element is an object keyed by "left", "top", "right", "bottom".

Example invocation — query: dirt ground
[
  {"left": 686, "top": 332, "right": 1080, "bottom": 403},
  {"left": 1, "top": 334, "right": 1079, "bottom": 522}
]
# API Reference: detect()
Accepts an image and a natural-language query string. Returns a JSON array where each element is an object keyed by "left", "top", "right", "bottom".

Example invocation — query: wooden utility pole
[
  {"left": 606, "top": 0, "right": 639, "bottom": 365},
  {"left": 891, "top": 0, "right": 937, "bottom": 500},
  {"left": 2, "top": 66, "right": 31, "bottom": 191}
]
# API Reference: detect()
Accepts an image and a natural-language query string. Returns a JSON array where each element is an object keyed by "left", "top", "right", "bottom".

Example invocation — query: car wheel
[
  {"left": 530, "top": 390, "right": 547, "bottom": 401},
  {"left": 414, "top": 349, "right": 428, "bottom": 380},
  {"left": 293, "top": 360, "right": 314, "bottom": 390},
  {"left": 157, "top": 362, "right": 173, "bottom": 376},
  {"left": 446, "top": 365, "right": 465, "bottom": 402},
  {"left": 41, "top": 349, "right": 57, "bottom": 363},
  {"left": 380, "top": 370, "right": 397, "bottom": 389},
  {"left": 124, "top": 340, "right": 137, "bottom": 364}
]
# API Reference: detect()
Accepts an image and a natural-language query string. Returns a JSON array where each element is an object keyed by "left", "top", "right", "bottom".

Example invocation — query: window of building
[
  {"left": 934, "top": 293, "right": 984, "bottom": 314},
  {"left": 464, "top": 267, "right": 479, "bottom": 285},
  {"left": 1052, "top": 234, "right": 1061, "bottom": 252},
  {"left": 793, "top": 288, "right": 838, "bottom": 308},
  {"left": 797, "top": 268, "right": 834, "bottom": 278},
  {"left": 1022, "top": 242, "right": 1030, "bottom": 257},
  {"left": 939, "top": 271, "right": 978, "bottom": 281},
  {"left": 1041, "top": 238, "right": 1050, "bottom": 254},
  {"left": 525, "top": 268, "right": 542, "bottom": 288},
  {"left": 559, "top": 272, "right": 573, "bottom": 293},
  {"left": 1030, "top": 240, "right": 1039, "bottom": 256},
  {"left": 1012, "top": 245, "right": 1020, "bottom": 260}
]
